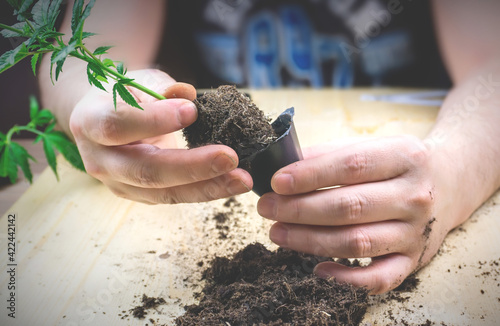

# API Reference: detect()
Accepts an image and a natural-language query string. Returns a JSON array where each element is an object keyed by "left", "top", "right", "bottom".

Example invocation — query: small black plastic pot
[{"left": 239, "top": 107, "right": 303, "bottom": 196}]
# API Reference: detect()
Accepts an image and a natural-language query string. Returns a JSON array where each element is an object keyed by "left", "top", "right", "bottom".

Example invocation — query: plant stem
[
  {"left": 0, "top": 23, "right": 24, "bottom": 35},
  {"left": 79, "top": 45, "right": 167, "bottom": 101},
  {"left": 5, "top": 126, "right": 45, "bottom": 144}
]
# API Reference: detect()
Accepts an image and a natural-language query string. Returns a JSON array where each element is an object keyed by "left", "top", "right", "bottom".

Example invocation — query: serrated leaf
[
  {"left": 10, "top": 141, "right": 35, "bottom": 183},
  {"left": 87, "top": 61, "right": 106, "bottom": 79},
  {"left": 114, "top": 83, "right": 143, "bottom": 110},
  {"left": 71, "top": 0, "right": 96, "bottom": 42},
  {"left": 0, "top": 22, "right": 27, "bottom": 38},
  {"left": 81, "top": 31, "right": 97, "bottom": 40},
  {"left": 47, "top": 0, "right": 63, "bottom": 26},
  {"left": 112, "top": 83, "right": 118, "bottom": 110},
  {"left": 71, "top": 0, "right": 84, "bottom": 33},
  {"left": 86, "top": 66, "right": 106, "bottom": 91},
  {"left": 80, "top": 0, "right": 96, "bottom": 22},
  {"left": 31, "top": 52, "right": 39, "bottom": 75},
  {"left": 46, "top": 131, "right": 85, "bottom": 172},
  {"left": 102, "top": 58, "right": 115, "bottom": 68},
  {"left": 0, "top": 42, "right": 29, "bottom": 74},
  {"left": 118, "top": 78, "right": 134, "bottom": 85},
  {"left": 93, "top": 45, "right": 113, "bottom": 56},
  {"left": 29, "top": 95, "right": 39, "bottom": 120},
  {"left": 31, "top": 0, "right": 50, "bottom": 26},
  {"left": 51, "top": 41, "right": 76, "bottom": 64},
  {"left": 0, "top": 145, "right": 18, "bottom": 183},
  {"left": 34, "top": 109, "right": 55, "bottom": 126},
  {"left": 42, "top": 137, "right": 58, "bottom": 180},
  {"left": 54, "top": 58, "right": 64, "bottom": 80},
  {"left": 116, "top": 61, "right": 124, "bottom": 75},
  {"left": 17, "top": 0, "right": 35, "bottom": 20}
]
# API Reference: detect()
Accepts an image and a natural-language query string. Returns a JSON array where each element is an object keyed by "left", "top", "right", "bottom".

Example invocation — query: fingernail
[
  {"left": 227, "top": 179, "right": 251, "bottom": 195},
  {"left": 212, "top": 153, "right": 237, "bottom": 174},
  {"left": 178, "top": 101, "right": 197, "bottom": 126},
  {"left": 258, "top": 195, "right": 276, "bottom": 218},
  {"left": 313, "top": 263, "right": 334, "bottom": 279},
  {"left": 273, "top": 172, "right": 294, "bottom": 193},
  {"left": 269, "top": 223, "right": 288, "bottom": 247}
]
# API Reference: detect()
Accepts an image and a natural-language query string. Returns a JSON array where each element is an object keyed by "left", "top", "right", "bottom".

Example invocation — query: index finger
[
  {"left": 80, "top": 98, "right": 197, "bottom": 146},
  {"left": 272, "top": 136, "right": 427, "bottom": 195}
]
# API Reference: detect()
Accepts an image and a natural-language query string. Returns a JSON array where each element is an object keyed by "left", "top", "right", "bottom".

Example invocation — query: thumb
[{"left": 126, "top": 69, "right": 195, "bottom": 103}]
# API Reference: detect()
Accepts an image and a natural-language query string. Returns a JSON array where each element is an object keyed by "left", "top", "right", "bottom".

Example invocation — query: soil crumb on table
[
  {"left": 183, "top": 85, "right": 277, "bottom": 161},
  {"left": 175, "top": 243, "right": 369, "bottom": 326},
  {"left": 129, "top": 294, "right": 166, "bottom": 319}
]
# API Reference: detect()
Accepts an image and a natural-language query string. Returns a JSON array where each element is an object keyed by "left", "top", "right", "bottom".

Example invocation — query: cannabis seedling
[{"left": 0, "top": 0, "right": 166, "bottom": 183}]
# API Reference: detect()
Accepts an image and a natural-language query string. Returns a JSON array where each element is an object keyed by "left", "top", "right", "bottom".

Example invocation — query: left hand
[{"left": 257, "top": 135, "right": 464, "bottom": 294}]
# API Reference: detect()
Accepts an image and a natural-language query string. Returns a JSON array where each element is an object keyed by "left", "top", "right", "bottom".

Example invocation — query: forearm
[
  {"left": 425, "top": 59, "right": 500, "bottom": 227},
  {"left": 38, "top": 0, "right": 166, "bottom": 136}
]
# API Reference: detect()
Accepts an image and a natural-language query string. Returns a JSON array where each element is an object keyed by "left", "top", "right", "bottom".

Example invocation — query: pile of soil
[
  {"left": 183, "top": 86, "right": 277, "bottom": 161},
  {"left": 175, "top": 243, "right": 369, "bottom": 326}
]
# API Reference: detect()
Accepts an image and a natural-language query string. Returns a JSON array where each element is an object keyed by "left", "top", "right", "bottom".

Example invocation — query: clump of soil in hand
[
  {"left": 175, "top": 243, "right": 369, "bottom": 326},
  {"left": 183, "top": 85, "right": 278, "bottom": 161}
]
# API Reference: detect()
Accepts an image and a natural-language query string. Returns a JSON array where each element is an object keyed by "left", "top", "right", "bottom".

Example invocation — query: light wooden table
[{"left": 0, "top": 89, "right": 499, "bottom": 325}]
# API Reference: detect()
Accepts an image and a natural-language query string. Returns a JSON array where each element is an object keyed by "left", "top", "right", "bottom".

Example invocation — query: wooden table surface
[{"left": 0, "top": 89, "right": 499, "bottom": 325}]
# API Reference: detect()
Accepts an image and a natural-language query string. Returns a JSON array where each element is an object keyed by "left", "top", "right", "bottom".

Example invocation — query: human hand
[
  {"left": 257, "top": 135, "right": 465, "bottom": 294},
  {"left": 69, "top": 69, "right": 252, "bottom": 204}
]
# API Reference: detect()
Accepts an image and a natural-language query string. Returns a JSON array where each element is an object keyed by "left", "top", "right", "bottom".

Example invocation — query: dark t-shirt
[{"left": 159, "top": 0, "right": 451, "bottom": 89}]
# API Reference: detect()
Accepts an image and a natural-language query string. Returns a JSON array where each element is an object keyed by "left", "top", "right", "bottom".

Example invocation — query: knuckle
[
  {"left": 348, "top": 228, "right": 372, "bottom": 258},
  {"left": 84, "top": 161, "right": 105, "bottom": 179},
  {"left": 409, "top": 188, "right": 433, "bottom": 213},
  {"left": 402, "top": 136, "right": 429, "bottom": 167},
  {"left": 129, "top": 160, "right": 162, "bottom": 188},
  {"left": 339, "top": 194, "right": 365, "bottom": 222},
  {"left": 202, "top": 183, "right": 221, "bottom": 201},
  {"left": 344, "top": 152, "right": 370, "bottom": 180},
  {"left": 94, "top": 111, "right": 120, "bottom": 144}
]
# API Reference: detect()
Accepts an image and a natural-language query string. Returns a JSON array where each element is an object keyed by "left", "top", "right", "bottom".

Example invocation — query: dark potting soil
[
  {"left": 175, "top": 243, "right": 369, "bottom": 326},
  {"left": 183, "top": 85, "right": 278, "bottom": 161},
  {"left": 129, "top": 294, "right": 166, "bottom": 319}
]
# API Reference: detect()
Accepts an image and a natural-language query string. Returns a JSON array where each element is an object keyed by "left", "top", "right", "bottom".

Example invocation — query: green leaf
[
  {"left": 80, "top": 0, "right": 96, "bottom": 23},
  {"left": 33, "top": 109, "right": 55, "bottom": 126},
  {"left": 86, "top": 65, "right": 106, "bottom": 91},
  {"left": 112, "top": 83, "right": 118, "bottom": 110},
  {"left": 87, "top": 61, "right": 106, "bottom": 79},
  {"left": 10, "top": 141, "right": 35, "bottom": 183},
  {"left": 0, "top": 42, "right": 29, "bottom": 74},
  {"left": 118, "top": 78, "right": 135, "bottom": 85},
  {"left": 47, "top": 0, "right": 63, "bottom": 26},
  {"left": 17, "top": 0, "right": 35, "bottom": 21},
  {"left": 31, "top": 52, "right": 39, "bottom": 75},
  {"left": 31, "top": 0, "right": 62, "bottom": 27},
  {"left": 0, "top": 145, "right": 18, "bottom": 184},
  {"left": 29, "top": 95, "right": 39, "bottom": 120},
  {"left": 31, "top": 0, "right": 50, "bottom": 26},
  {"left": 46, "top": 131, "right": 85, "bottom": 172},
  {"left": 116, "top": 61, "right": 124, "bottom": 75},
  {"left": 51, "top": 40, "right": 76, "bottom": 64},
  {"left": 93, "top": 45, "right": 113, "bottom": 56},
  {"left": 71, "top": 0, "right": 96, "bottom": 42},
  {"left": 114, "top": 83, "right": 143, "bottom": 110},
  {"left": 71, "top": 0, "right": 84, "bottom": 34},
  {"left": 81, "top": 31, "right": 97, "bottom": 40},
  {"left": 0, "top": 22, "right": 27, "bottom": 38},
  {"left": 102, "top": 58, "right": 115, "bottom": 68},
  {"left": 42, "top": 137, "right": 58, "bottom": 180}
]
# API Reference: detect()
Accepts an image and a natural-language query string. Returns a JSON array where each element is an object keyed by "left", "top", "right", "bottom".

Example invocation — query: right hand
[{"left": 69, "top": 69, "right": 253, "bottom": 204}]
